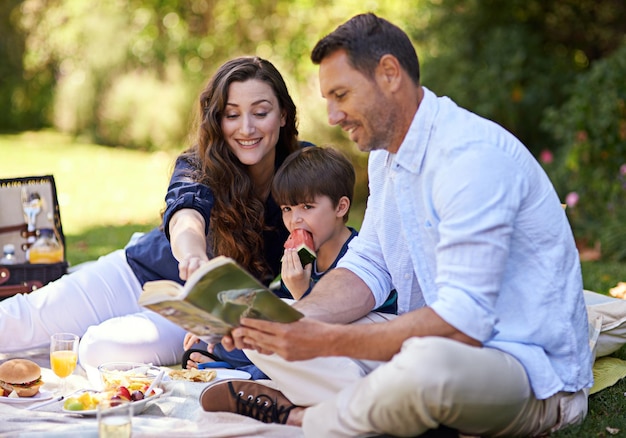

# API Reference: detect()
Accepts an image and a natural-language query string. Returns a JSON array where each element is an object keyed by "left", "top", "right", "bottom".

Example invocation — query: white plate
[
  {"left": 0, "top": 389, "right": 53, "bottom": 404},
  {"left": 62, "top": 387, "right": 164, "bottom": 416},
  {"left": 214, "top": 369, "right": 251, "bottom": 381},
  {"left": 168, "top": 368, "right": 251, "bottom": 383}
]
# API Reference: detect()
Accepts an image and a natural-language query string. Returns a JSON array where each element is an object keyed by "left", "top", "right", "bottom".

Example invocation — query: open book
[{"left": 138, "top": 256, "right": 303, "bottom": 343}]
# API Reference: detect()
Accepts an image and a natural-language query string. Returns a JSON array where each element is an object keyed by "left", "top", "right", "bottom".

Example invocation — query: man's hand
[
  {"left": 224, "top": 307, "right": 482, "bottom": 362},
  {"left": 230, "top": 317, "right": 334, "bottom": 361}
]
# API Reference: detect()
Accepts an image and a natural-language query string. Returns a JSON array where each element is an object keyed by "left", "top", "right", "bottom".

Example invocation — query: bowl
[{"left": 98, "top": 362, "right": 162, "bottom": 392}]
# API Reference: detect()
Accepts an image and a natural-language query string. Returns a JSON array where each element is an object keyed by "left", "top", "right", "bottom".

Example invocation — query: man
[{"left": 201, "top": 13, "right": 593, "bottom": 437}]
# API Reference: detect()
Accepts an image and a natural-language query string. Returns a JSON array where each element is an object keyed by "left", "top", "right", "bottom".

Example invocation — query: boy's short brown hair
[{"left": 272, "top": 147, "right": 355, "bottom": 223}]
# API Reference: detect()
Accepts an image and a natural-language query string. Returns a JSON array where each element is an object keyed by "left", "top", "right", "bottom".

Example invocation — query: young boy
[
  {"left": 273, "top": 147, "right": 397, "bottom": 312},
  {"left": 182, "top": 147, "right": 397, "bottom": 374}
]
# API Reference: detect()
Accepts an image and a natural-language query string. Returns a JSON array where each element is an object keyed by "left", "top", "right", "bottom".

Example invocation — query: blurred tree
[
  {"left": 0, "top": 0, "right": 54, "bottom": 130},
  {"left": 542, "top": 43, "right": 626, "bottom": 259},
  {"left": 412, "top": 0, "right": 626, "bottom": 155},
  {"left": 2, "top": 0, "right": 625, "bottom": 247},
  {"left": 5, "top": 0, "right": 419, "bottom": 153},
  {"left": 3, "top": 0, "right": 625, "bottom": 158}
]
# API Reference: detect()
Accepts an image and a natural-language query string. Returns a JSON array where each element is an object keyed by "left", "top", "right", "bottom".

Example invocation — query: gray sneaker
[{"left": 199, "top": 379, "right": 297, "bottom": 424}]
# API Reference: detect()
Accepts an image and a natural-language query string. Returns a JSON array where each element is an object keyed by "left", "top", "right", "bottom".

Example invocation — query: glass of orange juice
[{"left": 50, "top": 333, "right": 79, "bottom": 395}]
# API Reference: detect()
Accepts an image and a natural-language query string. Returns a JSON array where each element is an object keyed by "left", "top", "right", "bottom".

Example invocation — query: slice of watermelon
[{"left": 284, "top": 229, "right": 316, "bottom": 267}]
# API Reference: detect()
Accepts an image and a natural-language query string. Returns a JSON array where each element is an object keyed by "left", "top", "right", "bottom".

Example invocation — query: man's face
[{"left": 318, "top": 50, "right": 395, "bottom": 152}]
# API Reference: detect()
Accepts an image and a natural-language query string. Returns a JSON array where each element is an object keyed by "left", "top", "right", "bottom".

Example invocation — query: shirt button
[{"left": 404, "top": 274, "right": 410, "bottom": 279}]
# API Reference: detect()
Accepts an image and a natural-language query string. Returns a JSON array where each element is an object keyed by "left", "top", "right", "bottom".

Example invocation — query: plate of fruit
[{"left": 62, "top": 385, "right": 164, "bottom": 416}]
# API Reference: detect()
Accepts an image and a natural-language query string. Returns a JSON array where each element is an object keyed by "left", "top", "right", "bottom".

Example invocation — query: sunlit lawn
[
  {"left": 2, "top": 130, "right": 626, "bottom": 436},
  {"left": 1, "top": 130, "right": 173, "bottom": 264}
]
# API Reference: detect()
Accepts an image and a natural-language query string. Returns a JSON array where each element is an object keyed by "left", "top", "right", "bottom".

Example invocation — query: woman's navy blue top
[{"left": 126, "top": 142, "right": 313, "bottom": 287}]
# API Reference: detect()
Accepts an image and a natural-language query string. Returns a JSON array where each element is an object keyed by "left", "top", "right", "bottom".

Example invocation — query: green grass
[
  {"left": 2, "top": 131, "right": 626, "bottom": 435},
  {"left": 554, "top": 344, "right": 626, "bottom": 437},
  {"left": 1, "top": 130, "right": 172, "bottom": 264}
]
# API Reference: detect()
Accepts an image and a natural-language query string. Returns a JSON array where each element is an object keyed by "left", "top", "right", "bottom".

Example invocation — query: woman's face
[{"left": 221, "top": 79, "right": 286, "bottom": 168}]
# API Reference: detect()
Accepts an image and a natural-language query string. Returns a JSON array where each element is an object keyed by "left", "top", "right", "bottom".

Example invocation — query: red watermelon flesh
[{"left": 284, "top": 229, "right": 316, "bottom": 266}]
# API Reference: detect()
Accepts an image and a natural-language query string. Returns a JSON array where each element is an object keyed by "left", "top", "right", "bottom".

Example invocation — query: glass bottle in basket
[
  {"left": 21, "top": 189, "right": 42, "bottom": 253},
  {"left": 1, "top": 244, "right": 17, "bottom": 265},
  {"left": 29, "top": 228, "right": 64, "bottom": 264}
]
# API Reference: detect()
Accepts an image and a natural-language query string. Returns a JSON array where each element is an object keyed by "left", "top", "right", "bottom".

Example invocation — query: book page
[
  {"left": 138, "top": 280, "right": 185, "bottom": 306},
  {"left": 144, "top": 300, "right": 235, "bottom": 336},
  {"left": 183, "top": 257, "right": 303, "bottom": 326},
  {"left": 139, "top": 256, "right": 303, "bottom": 339}
]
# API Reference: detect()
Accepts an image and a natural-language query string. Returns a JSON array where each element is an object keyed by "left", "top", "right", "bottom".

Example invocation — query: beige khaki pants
[{"left": 246, "top": 315, "right": 587, "bottom": 437}]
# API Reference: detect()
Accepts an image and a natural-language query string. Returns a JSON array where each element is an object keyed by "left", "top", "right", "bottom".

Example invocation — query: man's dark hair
[{"left": 311, "top": 12, "right": 420, "bottom": 86}]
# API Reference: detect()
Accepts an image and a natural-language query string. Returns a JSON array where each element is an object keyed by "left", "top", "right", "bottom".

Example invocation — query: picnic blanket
[
  {"left": 4, "top": 289, "right": 626, "bottom": 437},
  {"left": 0, "top": 348, "right": 303, "bottom": 438}
]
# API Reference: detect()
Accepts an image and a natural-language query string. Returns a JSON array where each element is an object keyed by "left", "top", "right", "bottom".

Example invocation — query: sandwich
[{"left": 0, "top": 359, "right": 44, "bottom": 397}]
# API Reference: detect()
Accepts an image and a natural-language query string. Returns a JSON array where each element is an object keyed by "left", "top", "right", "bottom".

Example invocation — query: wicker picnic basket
[{"left": 0, "top": 175, "right": 68, "bottom": 299}]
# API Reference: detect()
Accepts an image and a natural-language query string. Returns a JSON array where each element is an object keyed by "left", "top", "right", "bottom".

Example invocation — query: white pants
[
  {"left": 0, "top": 249, "right": 186, "bottom": 382},
  {"left": 246, "top": 316, "right": 588, "bottom": 437}
]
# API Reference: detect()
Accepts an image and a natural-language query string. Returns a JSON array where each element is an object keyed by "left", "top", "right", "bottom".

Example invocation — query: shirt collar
[{"left": 393, "top": 86, "right": 437, "bottom": 174}]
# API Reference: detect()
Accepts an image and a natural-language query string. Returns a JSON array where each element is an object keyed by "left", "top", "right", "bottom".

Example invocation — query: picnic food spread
[
  {"left": 62, "top": 385, "right": 156, "bottom": 411},
  {"left": 169, "top": 368, "right": 217, "bottom": 382},
  {"left": 0, "top": 359, "right": 44, "bottom": 398},
  {"left": 63, "top": 366, "right": 160, "bottom": 412}
]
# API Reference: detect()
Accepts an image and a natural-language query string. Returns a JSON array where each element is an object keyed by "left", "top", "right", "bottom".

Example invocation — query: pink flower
[
  {"left": 565, "top": 192, "right": 579, "bottom": 208},
  {"left": 539, "top": 149, "right": 553, "bottom": 164},
  {"left": 620, "top": 164, "right": 626, "bottom": 176}
]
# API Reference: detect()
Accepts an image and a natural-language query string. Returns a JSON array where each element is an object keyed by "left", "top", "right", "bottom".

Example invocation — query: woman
[{"left": 0, "top": 57, "right": 308, "bottom": 380}]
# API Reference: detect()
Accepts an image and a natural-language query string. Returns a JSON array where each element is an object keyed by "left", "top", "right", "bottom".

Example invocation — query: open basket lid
[{"left": 0, "top": 175, "right": 66, "bottom": 264}]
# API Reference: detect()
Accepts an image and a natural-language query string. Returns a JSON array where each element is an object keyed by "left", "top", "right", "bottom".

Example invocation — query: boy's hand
[
  {"left": 183, "top": 332, "right": 201, "bottom": 350},
  {"left": 281, "top": 248, "right": 312, "bottom": 300}
]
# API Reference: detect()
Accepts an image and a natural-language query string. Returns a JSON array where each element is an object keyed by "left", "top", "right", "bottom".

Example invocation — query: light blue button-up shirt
[{"left": 338, "top": 87, "right": 593, "bottom": 399}]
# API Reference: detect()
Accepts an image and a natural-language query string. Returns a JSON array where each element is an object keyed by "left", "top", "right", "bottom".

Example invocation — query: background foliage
[
  {"left": 1, "top": 0, "right": 626, "bottom": 257},
  {"left": 2, "top": 3, "right": 625, "bottom": 433},
  {"left": 543, "top": 44, "right": 626, "bottom": 260}
]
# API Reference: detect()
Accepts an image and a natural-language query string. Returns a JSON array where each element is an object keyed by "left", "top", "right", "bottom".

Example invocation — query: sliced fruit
[
  {"left": 116, "top": 386, "right": 131, "bottom": 401},
  {"left": 63, "top": 398, "right": 84, "bottom": 411},
  {"left": 284, "top": 229, "right": 316, "bottom": 267}
]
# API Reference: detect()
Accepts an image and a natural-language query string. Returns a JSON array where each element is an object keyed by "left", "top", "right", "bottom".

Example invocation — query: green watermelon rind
[
  {"left": 285, "top": 229, "right": 316, "bottom": 267},
  {"left": 297, "top": 245, "right": 316, "bottom": 266}
]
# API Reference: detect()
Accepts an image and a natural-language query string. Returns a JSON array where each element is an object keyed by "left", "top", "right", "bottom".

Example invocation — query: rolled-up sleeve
[
  {"left": 162, "top": 155, "right": 215, "bottom": 240},
  {"left": 429, "top": 146, "right": 522, "bottom": 342}
]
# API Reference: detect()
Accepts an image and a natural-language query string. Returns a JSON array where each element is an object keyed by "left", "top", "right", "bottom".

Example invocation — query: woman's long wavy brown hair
[{"left": 182, "top": 57, "right": 299, "bottom": 279}]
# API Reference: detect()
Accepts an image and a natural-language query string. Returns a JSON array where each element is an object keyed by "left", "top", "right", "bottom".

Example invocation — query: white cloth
[
  {"left": 0, "top": 350, "right": 302, "bottom": 438},
  {"left": 0, "top": 250, "right": 186, "bottom": 373},
  {"left": 244, "top": 311, "right": 393, "bottom": 405},
  {"left": 337, "top": 87, "right": 592, "bottom": 399}
]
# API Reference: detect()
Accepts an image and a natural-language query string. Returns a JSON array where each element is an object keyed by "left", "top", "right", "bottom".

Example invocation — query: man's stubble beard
[{"left": 356, "top": 92, "right": 399, "bottom": 153}]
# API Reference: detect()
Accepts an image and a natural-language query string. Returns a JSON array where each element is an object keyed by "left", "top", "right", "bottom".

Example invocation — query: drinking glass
[
  {"left": 98, "top": 398, "right": 132, "bottom": 438},
  {"left": 21, "top": 188, "right": 42, "bottom": 232},
  {"left": 49, "top": 333, "right": 79, "bottom": 395},
  {"left": 21, "top": 188, "right": 42, "bottom": 253}
]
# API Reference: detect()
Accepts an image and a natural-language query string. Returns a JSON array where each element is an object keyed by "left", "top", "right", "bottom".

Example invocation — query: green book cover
[{"left": 138, "top": 256, "right": 303, "bottom": 343}]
